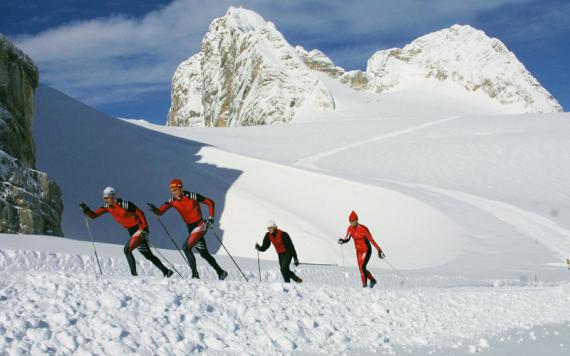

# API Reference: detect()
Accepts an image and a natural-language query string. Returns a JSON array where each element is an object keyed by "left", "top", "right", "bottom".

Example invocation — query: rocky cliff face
[
  {"left": 168, "top": 7, "right": 335, "bottom": 127},
  {"left": 167, "top": 53, "right": 204, "bottom": 127},
  {"left": 0, "top": 34, "right": 63, "bottom": 235},
  {"left": 366, "top": 25, "right": 562, "bottom": 113}
]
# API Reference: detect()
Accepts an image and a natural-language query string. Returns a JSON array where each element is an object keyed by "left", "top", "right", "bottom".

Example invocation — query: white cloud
[{"left": 14, "top": 0, "right": 535, "bottom": 106}]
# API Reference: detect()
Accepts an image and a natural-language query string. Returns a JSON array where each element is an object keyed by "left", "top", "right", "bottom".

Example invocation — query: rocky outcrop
[
  {"left": 365, "top": 25, "right": 562, "bottom": 113},
  {"left": 168, "top": 7, "right": 335, "bottom": 127},
  {"left": 0, "top": 34, "right": 63, "bottom": 235},
  {"left": 340, "top": 70, "right": 370, "bottom": 91},
  {"left": 167, "top": 53, "right": 204, "bottom": 127},
  {"left": 295, "top": 47, "right": 345, "bottom": 78}
]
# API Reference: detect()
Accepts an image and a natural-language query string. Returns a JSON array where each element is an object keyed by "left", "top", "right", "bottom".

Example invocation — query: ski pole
[
  {"left": 83, "top": 217, "right": 103, "bottom": 276},
  {"left": 146, "top": 237, "right": 184, "bottom": 279},
  {"left": 152, "top": 213, "right": 191, "bottom": 268},
  {"left": 209, "top": 228, "right": 249, "bottom": 282},
  {"left": 257, "top": 249, "right": 261, "bottom": 282},
  {"left": 382, "top": 258, "right": 405, "bottom": 285},
  {"left": 299, "top": 262, "right": 338, "bottom": 266},
  {"left": 340, "top": 244, "right": 347, "bottom": 288}
]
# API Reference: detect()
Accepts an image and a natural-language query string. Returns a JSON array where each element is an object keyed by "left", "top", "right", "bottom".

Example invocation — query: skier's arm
[
  {"left": 154, "top": 201, "right": 172, "bottom": 216},
  {"left": 283, "top": 232, "right": 298, "bottom": 261},
  {"left": 197, "top": 193, "right": 215, "bottom": 219},
  {"left": 364, "top": 226, "right": 382, "bottom": 252},
  {"left": 338, "top": 228, "right": 351, "bottom": 244},
  {"left": 258, "top": 233, "right": 271, "bottom": 252},
  {"left": 85, "top": 207, "right": 107, "bottom": 219}
]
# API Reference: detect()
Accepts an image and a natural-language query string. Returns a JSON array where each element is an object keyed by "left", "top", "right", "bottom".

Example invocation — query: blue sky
[{"left": 2, "top": 0, "right": 568, "bottom": 123}]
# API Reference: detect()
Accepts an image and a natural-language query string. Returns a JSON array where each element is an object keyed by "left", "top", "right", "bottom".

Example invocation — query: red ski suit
[
  {"left": 154, "top": 191, "right": 214, "bottom": 247},
  {"left": 341, "top": 223, "right": 383, "bottom": 286},
  {"left": 86, "top": 199, "right": 148, "bottom": 251}
]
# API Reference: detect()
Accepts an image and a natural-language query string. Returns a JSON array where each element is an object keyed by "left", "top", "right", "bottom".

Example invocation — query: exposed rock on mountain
[
  {"left": 295, "top": 47, "right": 345, "bottom": 78},
  {"left": 168, "top": 7, "right": 335, "bottom": 127},
  {"left": 366, "top": 25, "right": 562, "bottom": 113},
  {"left": 0, "top": 34, "right": 63, "bottom": 235},
  {"left": 167, "top": 53, "right": 204, "bottom": 127}
]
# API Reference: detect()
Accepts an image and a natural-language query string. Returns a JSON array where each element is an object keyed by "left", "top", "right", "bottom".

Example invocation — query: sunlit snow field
[{"left": 1, "top": 76, "right": 570, "bottom": 354}]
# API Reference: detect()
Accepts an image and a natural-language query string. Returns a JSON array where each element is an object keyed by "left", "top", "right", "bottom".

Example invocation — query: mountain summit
[
  {"left": 366, "top": 25, "right": 562, "bottom": 113},
  {"left": 168, "top": 7, "right": 335, "bottom": 127}
]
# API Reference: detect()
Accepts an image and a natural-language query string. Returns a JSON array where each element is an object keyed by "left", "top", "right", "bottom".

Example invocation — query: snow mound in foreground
[{"left": 1, "top": 237, "right": 569, "bottom": 355}]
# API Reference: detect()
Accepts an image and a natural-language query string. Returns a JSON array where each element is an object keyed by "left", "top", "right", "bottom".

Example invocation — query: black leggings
[
  {"left": 183, "top": 223, "right": 224, "bottom": 277},
  {"left": 278, "top": 250, "right": 301, "bottom": 283},
  {"left": 124, "top": 226, "right": 169, "bottom": 276}
]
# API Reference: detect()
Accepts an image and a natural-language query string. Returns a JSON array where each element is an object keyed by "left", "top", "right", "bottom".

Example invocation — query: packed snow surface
[
  {"left": 1, "top": 234, "right": 570, "bottom": 355},
  {"left": 2, "top": 75, "right": 567, "bottom": 354}
]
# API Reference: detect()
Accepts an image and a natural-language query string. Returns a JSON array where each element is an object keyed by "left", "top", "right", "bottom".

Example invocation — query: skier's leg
[
  {"left": 182, "top": 239, "right": 199, "bottom": 278},
  {"left": 277, "top": 253, "right": 291, "bottom": 283},
  {"left": 282, "top": 251, "right": 301, "bottom": 282},
  {"left": 124, "top": 231, "right": 143, "bottom": 276},
  {"left": 184, "top": 221, "right": 210, "bottom": 278},
  {"left": 195, "top": 238, "right": 225, "bottom": 276},
  {"left": 357, "top": 249, "right": 368, "bottom": 287},
  {"left": 137, "top": 240, "right": 170, "bottom": 275},
  {"left": 362, "top": 247, "right": 376, "bottom": 285}
]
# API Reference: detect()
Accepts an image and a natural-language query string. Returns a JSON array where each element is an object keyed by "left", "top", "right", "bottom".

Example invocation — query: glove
[
  {"left": 79, "top": 202, "right": 89, "bottom": 213},
  {"left": 206, "top": 217, "right": 214, "bottom": 227},
  {"left": 147, "top": 203, "right": 157, "bottom": 213},
  {"left": 378, "top": 250, "right": 385, "bottom": 259},
  {"left": 294, "top": 259, "right": 299, "bottom": 266},
  {"left": 338, "top": 238, "right": 346, "bottom": 245},
  {"left": 255, "top": 243, "right": 260, "bottom": 250}
]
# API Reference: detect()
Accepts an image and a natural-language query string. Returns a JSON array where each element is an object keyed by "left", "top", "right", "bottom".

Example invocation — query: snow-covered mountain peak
[
  {"left": 367, "top": 24, "right": 562, "bottom": 113},
  {"left": 225, "top": 6, "right": 267, "bottom": 32},
  {"left": 168, "top": 7, "right": 335, "bottom": 127}
]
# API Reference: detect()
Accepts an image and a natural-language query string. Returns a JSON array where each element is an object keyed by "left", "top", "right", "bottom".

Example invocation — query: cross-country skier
[
  {"left": 255, "top": 220, "right": 302, "bottom": 283},
  {"left": 80, "top": 187, "right": 173, "bottom": 277},
  {"left": 148, "top": 179, "right": 228, "bottom": 280},
  {"left": 338, "top": 211, "right": 385, "bottom": 288}
]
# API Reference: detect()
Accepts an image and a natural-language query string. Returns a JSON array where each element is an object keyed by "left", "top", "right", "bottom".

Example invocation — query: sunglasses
[{"left": 170, "top": 186, "right": 181, "bottom": 192}]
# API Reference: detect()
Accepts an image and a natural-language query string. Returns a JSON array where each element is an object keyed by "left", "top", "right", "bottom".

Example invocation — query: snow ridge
[
  {"left": 366, "top": 25, "right": 562, "bottom": 113},
  {"left": 1, "top": 244, "right": 569, "bottom": 354}
]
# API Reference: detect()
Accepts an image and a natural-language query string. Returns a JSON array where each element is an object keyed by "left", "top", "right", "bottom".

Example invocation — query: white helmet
[
  {"left": 103, "top": 186, "right": 116, "bottom": 198},
  {"left": 266, "top": 219, "right": 277, "bottom": 228}
]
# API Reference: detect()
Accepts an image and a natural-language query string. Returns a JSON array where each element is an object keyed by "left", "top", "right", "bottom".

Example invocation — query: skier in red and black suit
[
  {"left": 80, "top": 187, "right": 173, "bottom": 277},
  {"left": 255, "top": 220, "right": 302, "bottom": 283},
  {"left": 338, "top": 211, "right": 385, "bottom": 288},
  {"left": 148, "top": 179, "right": 228, "bottom": 280}
]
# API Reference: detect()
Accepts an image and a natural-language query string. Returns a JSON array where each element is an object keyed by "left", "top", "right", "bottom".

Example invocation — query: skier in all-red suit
[
  {"left": 255, "top": 219, "right": 302, "bottom": 283},
  {"left": 148, "top": 179, "right": 228, "bottom": 280},
  {"left": 80, "top": 187, "right": 173, "bottom": 277},
  {"left": 338, "top": 211, "right": 385, "bottom": 288}
]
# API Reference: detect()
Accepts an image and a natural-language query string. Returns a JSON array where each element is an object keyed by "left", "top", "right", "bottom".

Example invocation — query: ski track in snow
[
  {"left": 1, "top": 248, "right": 570, "bottom": 355},
  {"left": 379, "top": 179, "right": 570, "bottom": 259},
  {"left": 294, "top": 116, "right": 460, "bottom": 170}
]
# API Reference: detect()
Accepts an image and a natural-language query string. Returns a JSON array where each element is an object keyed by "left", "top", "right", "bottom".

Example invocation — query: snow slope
[
  {"left": 128, "top": 73, "right": 570, "bottom": 281},
  {"left": 1, "top": 233, "right": 570, "bottom": 355},
  {"left": 33, "top": 84, "right": 463, "bottom": 270},
  {"left": 5, "top": 73, "right": 568, "bottom": 354}
]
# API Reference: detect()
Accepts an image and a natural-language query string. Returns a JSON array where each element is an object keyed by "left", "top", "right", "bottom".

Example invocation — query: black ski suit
[{"left": 258, "top": 229, "right": 301, "bottom": 283}]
